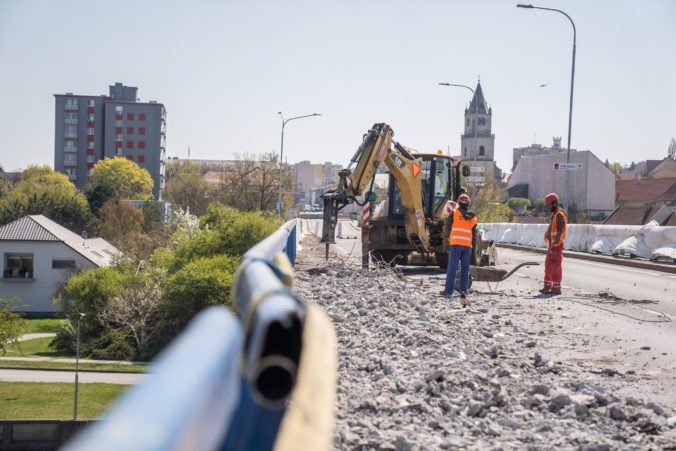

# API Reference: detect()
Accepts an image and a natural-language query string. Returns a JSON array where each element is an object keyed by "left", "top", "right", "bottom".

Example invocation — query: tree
[
  {"left": 86, "top": 157, "right": 154, "bottom": 208},
  {"left": 163, "top": 160, "right": 212, "bottom": 216},
  {"left": 0, "top": 165, "right": 95, "bottom": 233},
  {"left": 0, "top": 297, "right": 26, "bottom": 355},
  {"left": 668, "top": 138, "right": 676, "bottom": 160},
  {"left": 217, "top": 152, "right": 283, "bottom": 212},
  {"left": 97, "top": 267, "right": 167, "bottom": 360}
]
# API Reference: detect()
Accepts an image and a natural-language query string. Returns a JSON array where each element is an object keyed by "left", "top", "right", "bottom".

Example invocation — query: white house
[{"left": 0, "top": 215, "right": 119, "bottom": 314}]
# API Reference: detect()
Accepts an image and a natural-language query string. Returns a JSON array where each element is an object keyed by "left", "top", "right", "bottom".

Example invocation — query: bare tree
[
  {"left": 217, "top": 152, "right": 289, "bottom": 211},
  {"left": 97, "top": 268, "right": 166, "bottom": 359},
  {"left": 668, "top": 138, "right": 676, "bottom": 160}
]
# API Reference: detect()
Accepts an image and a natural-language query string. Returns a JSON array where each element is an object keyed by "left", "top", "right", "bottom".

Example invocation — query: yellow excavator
[{"left": 321, "top": 123, "right": 470, "bottom": 269}]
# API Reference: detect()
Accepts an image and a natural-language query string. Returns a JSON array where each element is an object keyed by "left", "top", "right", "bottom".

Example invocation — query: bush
[
  {"left": 0, "top": 297, "right": 26, "bottom": 355},
  {"left": 162, "top": 254, "right": 239, "bottom": 327},
  {"left": 506, "top": 197, "right": 532, "bottom": 215}
]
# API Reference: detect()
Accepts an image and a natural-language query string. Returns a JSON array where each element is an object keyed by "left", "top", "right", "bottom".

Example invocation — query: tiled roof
[
  {"left": 0, "top": 215, "right": 118, "bottom": 267},
  {"left": 0, "top": 216, "right": 60, "bottom": 241},
  {"left": 615, "top": 178, "right": 676, "bottom": 202},
  {"left": 603, "top": 206, "right": 661, "bottom": 226}
]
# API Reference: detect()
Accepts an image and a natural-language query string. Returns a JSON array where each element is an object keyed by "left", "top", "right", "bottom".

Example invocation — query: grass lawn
[
  {"left": 5, "top": 337, "right": 69, "bottom": 358},
  {"left": 22, "top": 317, "right": 62, "bottom": 334},
  {"left": 0, "top": 382, "right": 129, "bottom": 419}
]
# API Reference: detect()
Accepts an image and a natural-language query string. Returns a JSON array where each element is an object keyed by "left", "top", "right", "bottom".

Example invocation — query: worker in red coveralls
[{"left": 541, "top": 192, "right": 567, "bottom": 295}]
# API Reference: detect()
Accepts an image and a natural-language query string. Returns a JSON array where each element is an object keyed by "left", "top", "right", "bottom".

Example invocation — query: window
[
  {"left": 139, "top": 113, "right": 146, "bottom": 121},
  {"left": 52, "top": 259, "right": 76, "bottom": 270},
  {"left": 126, "top": 141, "right": 134, "bottom": 149},
  {"left": 479, "top": 145, "right": 485, "bottom": 156},
  {"left": 64, "top": 154, "right": 77, "bottom": 166},
  {"left": 127, "top": 127, "right": 134, "bottom": 135},
  {"left": 116, "top": 134, "right": 123, "bottom": 141},
  {"left": 88, "top": 141, "right": 95, "bottom": 149},
  {"left": 138, "top": 141, "right": 145, "bottom": 149},
  {"left": 478, "top": 117, "right": 486, "bottom": 126},
  {"left": 87, "top": 155, "right": 94, "bottom": 163},
  {"left": 127, "top": 113, "right": 134, "bottom": 121},
  {"left": 87, "top": 127, "right": 95, "bottom": 135},
  {"left": 4, "top": 253, "right": 33, "bottom": 279},
  {"left": 88, "top": 100, "right": 95, "bottom": 107},
  {"left": 116, "top": 106, "right": 123, "bottom": 113},
  {"left": 138, "top": 155, "right": 145, "bottom": 163},
  {"left": 464, "top": 147, "right": 467, "bottom": 157},
  {"left": 139, "top": 127, "right": 145, "bottom": 135},
  {"left": 466, "top": 118, "right": 469, "bottom": 126},
  {"left": 116, "top": 120, "right": 123, "bottom": 127}
]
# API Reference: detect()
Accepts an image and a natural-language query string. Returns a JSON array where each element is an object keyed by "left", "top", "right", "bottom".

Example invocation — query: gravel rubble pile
[{"left": 294, "top": 244, "right": 676, "bottom": 450}]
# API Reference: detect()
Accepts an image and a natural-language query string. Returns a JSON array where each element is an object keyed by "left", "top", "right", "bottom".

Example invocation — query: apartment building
[{"left": 54, "top": 82, "right": 166, "bottom": 199}]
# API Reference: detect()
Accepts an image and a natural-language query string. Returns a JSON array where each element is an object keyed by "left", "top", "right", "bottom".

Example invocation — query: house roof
[
  {"left": 603, "top": 205, "right": 662, "bottom": 225},
  {"left": 648, "top": 157, "right": 676, "bottom": 178},
  {"left": 0, "top": 215, "right": 118, "bottom": 267},
  {"left": 615, "top": 178, "right": 676, "bottom": 202},
  {"left": 616, "top": 172, "right": 636, "bottom": 181}
]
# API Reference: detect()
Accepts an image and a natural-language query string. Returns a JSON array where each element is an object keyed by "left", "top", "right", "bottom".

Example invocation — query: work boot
[
  {"left": 550, "top": 290, "right": 562, "bottom": 295},
  {"left": 539, "top": 289, "right": 552, "bottom": 295},
  {"left": 460, "top": 294, "right": 467, "bottom": 308},
  {"left": 439, "top": 290, "right": 453, "bottom": 297}
]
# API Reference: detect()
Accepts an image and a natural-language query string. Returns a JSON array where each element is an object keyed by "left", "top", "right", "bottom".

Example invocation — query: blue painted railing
[{"left": 65, "top": 219, "right": 303, "bottom": 451}]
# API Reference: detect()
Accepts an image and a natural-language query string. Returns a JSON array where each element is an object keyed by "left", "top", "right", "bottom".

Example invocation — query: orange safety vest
[
  {"left": 545, "top": 209, "right": 567, "bottom": 245},
  {"left": 449, "top": 208, "right": 477, "bottom": 247}
]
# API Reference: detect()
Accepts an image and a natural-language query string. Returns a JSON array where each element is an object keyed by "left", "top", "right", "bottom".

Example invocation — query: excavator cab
[{"left": 367, "top": 153, "right": 455, "bottom": 266}]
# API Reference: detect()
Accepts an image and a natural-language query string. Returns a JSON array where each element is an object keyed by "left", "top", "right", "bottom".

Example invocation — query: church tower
[{"left": 461, "top": 82, "right": 495, "bottom": 162}]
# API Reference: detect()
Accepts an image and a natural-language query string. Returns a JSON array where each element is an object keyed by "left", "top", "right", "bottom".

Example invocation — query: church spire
[{"left": 468, "top": 82, "right": 488, "bottom": 115}]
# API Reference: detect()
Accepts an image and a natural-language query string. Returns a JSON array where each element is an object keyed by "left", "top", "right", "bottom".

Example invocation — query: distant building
[
  {"left": 293, "top": 160, "right": 343, "bottom": 205},
  {"left": 0, "top": 215, "right": 118, "bottom": 314},
  {"left": 507, "top": 150, "right": 616, "bottom": 217},
  {"left": 458, "top": 82, "right": 503, "bottom": 182},
  {"left": 512, "top": 137, "right": 563, "bottom": 170},
  {"left": 54, "top": 82, "right": 167, "bottom": 199}
]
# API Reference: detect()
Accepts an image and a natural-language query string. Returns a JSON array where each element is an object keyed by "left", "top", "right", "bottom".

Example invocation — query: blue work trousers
[{"left": 444, "top": 245, "right": 472, "bottom": 295}]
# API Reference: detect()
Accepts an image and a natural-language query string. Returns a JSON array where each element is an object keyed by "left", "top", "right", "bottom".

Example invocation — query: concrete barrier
[{"left": 0, "top": 421, "right": 94, "bottom": 451}]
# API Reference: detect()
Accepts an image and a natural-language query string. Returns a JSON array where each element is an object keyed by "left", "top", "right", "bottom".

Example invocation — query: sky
[{"left": 1, "top": 0, "right": 675, "bottom": 175}]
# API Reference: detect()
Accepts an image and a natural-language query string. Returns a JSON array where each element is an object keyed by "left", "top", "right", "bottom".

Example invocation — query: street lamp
[
  {"left": 73, "top": 312, "right": 85, "bottom": 420},
  {"left": 517, "top": 3, "right": 577, "bottom": 214},
  {"left": 277, "top": 112, "right": 322, "bottom": 217},
  {"left": 438, "top": 82, "right": 479, "bottom": 204}
]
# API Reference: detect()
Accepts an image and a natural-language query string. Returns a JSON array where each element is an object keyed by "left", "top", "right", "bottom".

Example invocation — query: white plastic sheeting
[{"left": 479, "top": 222, "right": 676, "bottom": 262}]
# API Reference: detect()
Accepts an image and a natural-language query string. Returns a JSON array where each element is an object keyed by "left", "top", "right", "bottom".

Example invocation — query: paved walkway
[{"left": 17, "top": 333, "right": 56, "bottom": 342}]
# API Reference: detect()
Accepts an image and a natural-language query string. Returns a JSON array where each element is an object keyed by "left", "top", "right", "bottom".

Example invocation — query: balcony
[
  {"left": 64, "top": 132, "right": 78, "bottom": 139},
  {"left": 65, "top": 104, "right": 78, "bottom": 111},
  {"left": 64, "top": 118, "right": 78, "bottom": 125}
]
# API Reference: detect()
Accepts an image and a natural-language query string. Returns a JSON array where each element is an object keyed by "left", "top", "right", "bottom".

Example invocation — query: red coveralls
[{"left": 543, "top": 208, "right": 567, "bottom": 292}]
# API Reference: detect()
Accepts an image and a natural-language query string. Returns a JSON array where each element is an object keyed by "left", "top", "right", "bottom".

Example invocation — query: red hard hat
[
  {"left": 544, "top": 193, "right": 559, "bottom": 205},
  {"left": 458, "top": 194, "right": 471, "bottom": 204}
]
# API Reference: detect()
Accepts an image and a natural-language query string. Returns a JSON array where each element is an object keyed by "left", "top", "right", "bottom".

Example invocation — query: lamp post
[
  {"left": 73, "top": 312, "right": 85, "bottom": 420},
  {"left": 439, "top": 82, "right": 479, "bottom": 205},
  {"left": 277, "top": 112, "right": 322, "bottom": 217},
  {"left": 517, "top": 3, "right": 577, "bottom": 214}
]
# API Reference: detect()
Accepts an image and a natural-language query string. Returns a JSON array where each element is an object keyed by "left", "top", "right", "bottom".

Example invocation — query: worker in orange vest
[
  {"left": 541, "top": 192, "right": 567, "bottom": 295},
  {"left": 442, "top": 194, "right": 478, "bottom": 307}
]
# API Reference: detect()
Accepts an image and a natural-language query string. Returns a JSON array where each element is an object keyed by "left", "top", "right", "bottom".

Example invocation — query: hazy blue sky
[{"left": 1, "top": 0, "right": 675, "bottom": 174}]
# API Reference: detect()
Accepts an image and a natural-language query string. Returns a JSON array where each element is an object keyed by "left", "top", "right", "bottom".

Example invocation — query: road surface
[{"left": 0, "top": 368, "right": 144, "bottom": 384}]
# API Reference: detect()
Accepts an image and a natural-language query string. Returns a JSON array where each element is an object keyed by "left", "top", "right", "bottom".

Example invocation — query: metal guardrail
[{"left": 65, "top": 219, "right": 304, "bottom": 451}]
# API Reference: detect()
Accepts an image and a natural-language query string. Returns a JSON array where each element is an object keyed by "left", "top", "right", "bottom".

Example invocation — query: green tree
[
  {"left": 0, "top": 165, "right": 94, "bottom": 232},
  {"left": 86, "top": 157, "right": 154, "bottom": 208},
  {"left": 0, "top": 297, "right": 26, "bottom": 355}
]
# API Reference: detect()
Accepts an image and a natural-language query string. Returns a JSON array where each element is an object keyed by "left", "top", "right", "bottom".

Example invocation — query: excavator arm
[{"left": 321, "top": 123, "right": 430, "bottom": 252}]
